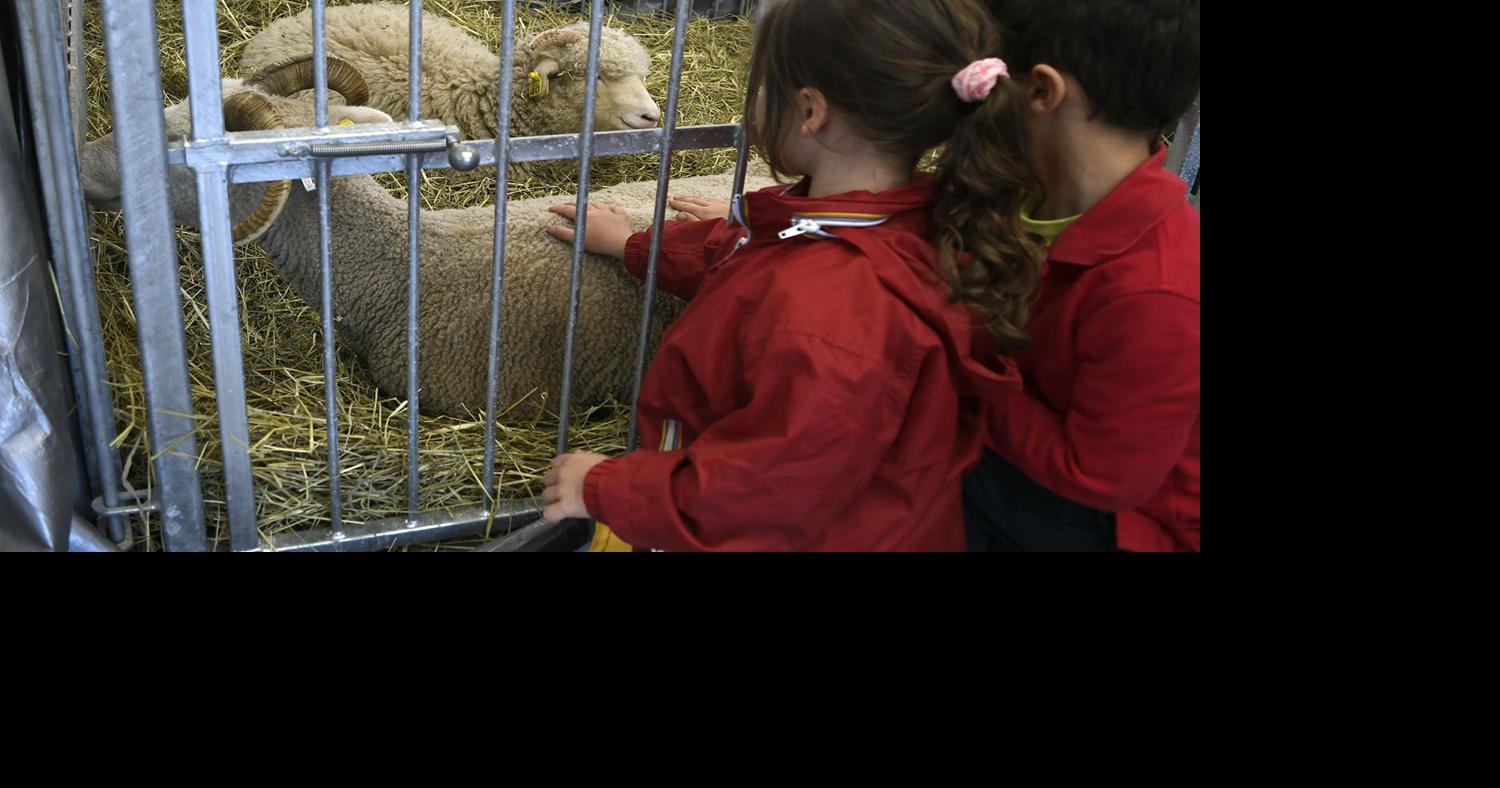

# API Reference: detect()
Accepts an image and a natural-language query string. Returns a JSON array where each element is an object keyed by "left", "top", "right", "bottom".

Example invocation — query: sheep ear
[
  {"left": 525, "top": 27, "right": 586, "bottom": 97},
  {"left": 530, "top": 58, "right": 561, "bottom": 97}
]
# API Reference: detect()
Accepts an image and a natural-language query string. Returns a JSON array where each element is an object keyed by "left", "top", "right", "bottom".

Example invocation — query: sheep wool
[
  {"left": 237, "top": 2, "right": 661, "bottom": 143},
  {"left": 78, "top": 81, "right": 776, "bottom": 418}
]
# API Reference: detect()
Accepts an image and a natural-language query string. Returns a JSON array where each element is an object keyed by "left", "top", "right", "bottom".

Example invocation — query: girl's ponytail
[{"left": 934, "top": 71, "right": 1040, "bottom": 355}]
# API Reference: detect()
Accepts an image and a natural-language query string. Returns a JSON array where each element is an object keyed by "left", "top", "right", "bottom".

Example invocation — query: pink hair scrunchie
[{"left": 952, "top": 58, "right": 1010, "bottom": 103}]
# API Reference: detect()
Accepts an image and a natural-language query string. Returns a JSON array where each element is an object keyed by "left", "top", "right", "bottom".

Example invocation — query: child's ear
[
  {"left": 1028, "top": 64, "right": 1068, "bottom": 114},
  {"left": 798, "top": 87, "right": 831, "bottom": 135}
]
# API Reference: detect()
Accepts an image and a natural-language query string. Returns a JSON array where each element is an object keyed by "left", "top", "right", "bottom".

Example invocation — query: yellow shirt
[{"left": 1022, "top": 196, "right": 1081, "bottom": 248}]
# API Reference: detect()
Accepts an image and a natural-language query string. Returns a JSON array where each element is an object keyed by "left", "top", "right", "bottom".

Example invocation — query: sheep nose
[{"left": 621, "top": 110, "right": 661, "bottom": 129}]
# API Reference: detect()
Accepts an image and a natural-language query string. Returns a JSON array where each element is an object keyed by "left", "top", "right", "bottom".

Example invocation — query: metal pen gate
[
  {"left": 7, "top": 0, "right": 1195, "bottom": 551},
  {"left": 15, "top": 0, "right": 756, "bottom": 551}
]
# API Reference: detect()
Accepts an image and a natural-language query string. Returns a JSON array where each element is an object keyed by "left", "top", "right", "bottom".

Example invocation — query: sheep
[
  {"left": 79, "top": 57, "right": 777, "bottom": 419},
  {"left": 237, "top": 2, "right": 662, "bottom": 143}
]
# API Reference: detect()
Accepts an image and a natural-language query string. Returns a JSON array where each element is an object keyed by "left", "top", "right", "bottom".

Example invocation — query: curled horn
[
  {"left": 245, "top": 54, "right": 370, "bottom": 106},
  {"left": 222, "top": 91, "right": 291, "bottom": 245}
]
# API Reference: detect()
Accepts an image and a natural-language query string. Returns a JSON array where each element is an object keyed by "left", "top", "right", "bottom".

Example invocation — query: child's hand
[
  {"left": 547, "top": 202, "right": 632, "bottom": 259},
  {"left": 669, "top": 195, "right": 731, "bottom": 222},
  {"left": 541, "top": 451, "right": 611, "bottom": 523}
]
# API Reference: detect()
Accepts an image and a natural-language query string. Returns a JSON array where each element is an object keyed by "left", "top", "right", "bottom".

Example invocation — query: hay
[{"left": 81, "top": 1, "right": 756, "bottom": 550}]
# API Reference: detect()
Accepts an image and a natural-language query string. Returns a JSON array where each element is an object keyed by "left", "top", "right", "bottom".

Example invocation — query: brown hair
[{"left": 746, "top": 0, "right": 1040, "bottom": 352}]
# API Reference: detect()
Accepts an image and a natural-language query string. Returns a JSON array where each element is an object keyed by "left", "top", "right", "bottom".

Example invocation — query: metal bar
[
  {"left": 1164, "top": 94, "right": 1199, "bottom": 185},
  {"left": 316, "top": 156, "right": 343, "bottom": 538},
  {"left": 627, "top": 0, "right": 691, "bottom": 452},
  {"left": 405, "top": 155, "right": 421, "bottom": 516},
  {"left": 203, "top": 124, "right": 743, "bottom": 184},
  {"left": 482, "top": 0, "right": 519, "bottom": 508},
  {"left": 406, "top": 1, "right": 425, "bottom": 518},
  {"left": 731, "top": 0, "right": 762, "bottom": 197},
  {"left": 304, "top": 138, "right": 453, "bottom": 158},
  {"left": 731, "top": 122, "right": 750, "bottom": 196},
  {"left": 182, "top": 0, "right": 259, "bottom": 551},
  {"left": 312, "top": 0, "right": 328, "bottom": 129},
  {"left": 99, "top": 0, "right": 207, "bottom": 550},
  {"left": 212, "top": 124, "right": 734, "bottom": 167},
  {"left": 556, "top": 0, "right": 608, "bottom": 454},
  {"left": 181, "top": 1, "right": 226, "bottom": 144},
  {"left": 15, "top": 0, "right": 129, "bottom": 543},
  {"left": 173, "top": 121, "right": 454, "bottom": 167},
  {"left": 475, "top": 517, "right": 592, "bottom": 552},
  {"left": 307, "top": 1, "right": 344, "bottom": 541},
  {"left": 1179, "top": 122, "right": 1200, "bottom": 193},
  {"left": 94, "top": 500, "right": 161, "bottom": 518},
  {"left": 263, "top": 500, "right": 544, "bottom": 552},
  {"left": 65, "top": 0, "right": 104, "bottom": 516},
  {"left": 191, "top": 167, "right": 260, "bottom": 549},
  {"left": 409, "top": 0, "right": 423, "bottom": 123},
  {"left": 65, "top": 0, "right": 87, "bottom": 148}
]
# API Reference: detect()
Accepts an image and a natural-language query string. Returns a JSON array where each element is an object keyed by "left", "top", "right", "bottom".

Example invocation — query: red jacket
[
  {"left": 984, "top": 149, "right": 1200, "bottom": 551},
  {"left": 583, "top": 177, "right": 1020, "bottom": 551}
]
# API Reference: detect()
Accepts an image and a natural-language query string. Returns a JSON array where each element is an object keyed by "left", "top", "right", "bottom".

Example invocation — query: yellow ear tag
[
  {"left": 338, "top": 119, "right": 355, "bottom": 126},
  {"left": 528, "top": 71, "right": 548, "bottom": 98}
]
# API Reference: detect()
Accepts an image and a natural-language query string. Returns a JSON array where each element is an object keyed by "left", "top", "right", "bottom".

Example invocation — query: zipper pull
[
  {"left": 710, "top": 231, "right": 752, "bottom": 275},
  {"left": 778, "top": 218, "right": 822, "bottom": 240}
]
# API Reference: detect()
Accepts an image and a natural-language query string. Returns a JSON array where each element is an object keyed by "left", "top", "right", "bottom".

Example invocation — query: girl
[{"left": 541, "top": 0, "right": 1038, "bottom": 551}]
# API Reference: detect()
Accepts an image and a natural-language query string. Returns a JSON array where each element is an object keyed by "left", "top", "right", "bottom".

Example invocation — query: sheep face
[
  {"left": 521, "top": 22, "right": 661, "bottom": 134},
  {"left": 79, "top": 82, "right": 394, "bottom": 243}
]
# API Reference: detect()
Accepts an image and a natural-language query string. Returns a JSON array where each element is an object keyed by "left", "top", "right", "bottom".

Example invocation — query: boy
[{"left": 966, "top": 0, "right": 1201, "bottom": 551}]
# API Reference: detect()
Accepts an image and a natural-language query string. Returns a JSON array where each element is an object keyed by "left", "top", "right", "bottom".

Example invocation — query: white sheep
[
  {"left": 79, "top": 58, "right": 775, "bottom": 419},
  {"left": 237, "top": 2, "right": 662, "bottom": 142}
]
